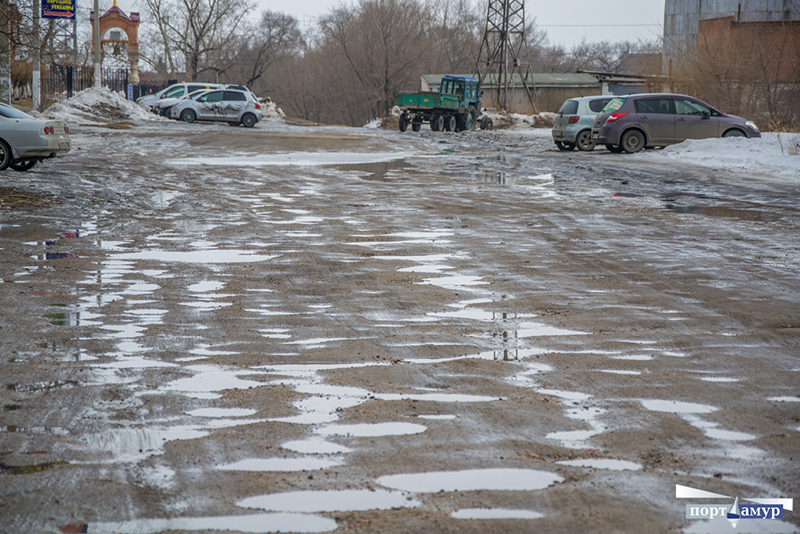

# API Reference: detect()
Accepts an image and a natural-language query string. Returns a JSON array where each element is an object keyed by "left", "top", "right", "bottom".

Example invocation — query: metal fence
[{"left": 40, "top": 65, "right": 172, "bottom": 103}]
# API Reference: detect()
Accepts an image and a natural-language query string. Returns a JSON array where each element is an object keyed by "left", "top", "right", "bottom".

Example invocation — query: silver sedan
[
  {"left": 0, "top": 103, "right": 71, "bottom": 171},
  {"left": 170, "top": 89, "right": 263, "bottom": 127}
]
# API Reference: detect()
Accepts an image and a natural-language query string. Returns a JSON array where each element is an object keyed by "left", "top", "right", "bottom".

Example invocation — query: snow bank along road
[{"left": 1, "top": 121, "right": 798, "bottom": 534}]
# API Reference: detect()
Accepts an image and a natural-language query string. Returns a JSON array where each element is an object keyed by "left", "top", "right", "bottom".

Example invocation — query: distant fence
[{"left": 38, "top": 65, "right": 173, "bottom": 103}]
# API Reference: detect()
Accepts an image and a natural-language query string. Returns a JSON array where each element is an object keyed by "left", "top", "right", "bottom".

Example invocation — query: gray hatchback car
[
  {"left": 592, "top": 93, "right": 761, "bottom": 153},
  {"left": 552, "top": 96, "right": 613, "bottom": 151}
]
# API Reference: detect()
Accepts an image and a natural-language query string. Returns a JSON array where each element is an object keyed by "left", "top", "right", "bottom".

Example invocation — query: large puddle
[
  {"left": 70, "top": 513, "right": 337, "bottom": 533},
  {"left": 237, "top": 489, "right": 420, "bottom": 513},
  {"left": 376, "top": 468, "right": 563, "bottom": 492}
]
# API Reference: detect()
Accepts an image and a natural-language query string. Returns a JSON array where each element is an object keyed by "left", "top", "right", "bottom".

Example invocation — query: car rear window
[
  {"left": 602, "top": 98, "right": 626, "bottom": 113},
  {"left": 588, "top": 99, "right": 613, "bottom": 113},
  {"left": 558, "top": 100, "right": 579, "bottom": 115}
]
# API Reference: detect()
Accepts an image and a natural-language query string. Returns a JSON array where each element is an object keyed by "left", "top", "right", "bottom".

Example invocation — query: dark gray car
[{"left": 591, "top": 93, "right": 761, "bottom": 153}]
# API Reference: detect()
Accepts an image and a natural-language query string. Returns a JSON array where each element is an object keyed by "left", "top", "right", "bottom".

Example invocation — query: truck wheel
[
  {"left": 467, "top": 106, "right": 477, "bottom": 131},
  {"left": 431, "top": 114, "right": 443, "bottom": 132},
  {"left": 399, "top": 114, "right": 409, "bottom": 132},
  {"left": 412, "top": 121, "right": 421, "bottom": 132},
  {"left": 444, "top": 115, "right": 456, "bottom": 132}
]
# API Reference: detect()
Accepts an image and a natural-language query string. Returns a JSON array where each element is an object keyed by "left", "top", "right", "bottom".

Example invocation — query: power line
[{"left": 538, "top": 24, "right": 661, "bottom": 27}]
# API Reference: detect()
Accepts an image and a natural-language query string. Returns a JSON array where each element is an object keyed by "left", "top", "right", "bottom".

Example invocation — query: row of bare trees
[{"left": 3, "top": 0, "right": 798, "bottom": 128}]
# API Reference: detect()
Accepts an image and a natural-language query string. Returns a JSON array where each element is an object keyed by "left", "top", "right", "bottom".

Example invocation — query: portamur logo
[{"left": 676, "top": 484, "right": 793, "bottom": 529}]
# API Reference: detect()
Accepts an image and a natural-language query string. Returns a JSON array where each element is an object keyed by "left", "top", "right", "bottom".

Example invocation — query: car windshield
[
  {"left": 0, "top": 104, "right": 33, "bottom": 119},
  {"left": 602, "top": 98, "right": 626, "bottom": 113}
]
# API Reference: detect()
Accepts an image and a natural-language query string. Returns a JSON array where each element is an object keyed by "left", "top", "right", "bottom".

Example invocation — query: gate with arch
[{"left": 89, "top": 0, "right": 141, "bottom": 84}]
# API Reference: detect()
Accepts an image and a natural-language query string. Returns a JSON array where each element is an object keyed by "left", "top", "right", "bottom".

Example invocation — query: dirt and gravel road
[{"left": 1, "top": 120, "right": 798, "bottom": 534}]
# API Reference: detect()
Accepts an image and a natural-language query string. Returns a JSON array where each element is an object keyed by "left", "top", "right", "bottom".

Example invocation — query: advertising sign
[{"left": 42, "top": 0, "right": 75, "bottom": 19}]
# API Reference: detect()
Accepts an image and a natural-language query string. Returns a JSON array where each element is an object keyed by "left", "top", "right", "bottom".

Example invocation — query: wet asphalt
[{"left": 1, "top": 120, "right": 799, "bottom": 534}]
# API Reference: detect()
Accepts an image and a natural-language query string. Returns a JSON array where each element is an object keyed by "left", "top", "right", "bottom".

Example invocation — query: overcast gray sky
[
  {"left": 255, "top": 0, "right": 666, "bottom": 47},
  {"left": 121, "top": 0, "right": 665, "bottom": 48}
]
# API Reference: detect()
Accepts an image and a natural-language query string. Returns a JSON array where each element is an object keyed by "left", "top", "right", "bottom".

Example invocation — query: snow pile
[
  {"left": 641, "top": 133, "right": 800, "bottom": 180},
  {"left": 482, "top": 109, "right": 556, "bottom": 130},
  {"left": 258, "top": 97, "right": 286, "bottom": 121},
  {"left": 43, "top": 87, "right": 166, "bottom": 125}
]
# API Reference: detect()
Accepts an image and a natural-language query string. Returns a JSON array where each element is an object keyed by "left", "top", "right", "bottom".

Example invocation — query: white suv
[{"left": 135, "top": 83, "right": 223, "bottom": 110}]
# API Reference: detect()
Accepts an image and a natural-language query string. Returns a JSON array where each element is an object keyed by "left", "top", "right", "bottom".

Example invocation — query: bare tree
[
  {"left": 142, "top": 0, "right": 255, "bottom": 81},
  {"left": 319, "top": 0, "right": 432, "bottom": 123}
]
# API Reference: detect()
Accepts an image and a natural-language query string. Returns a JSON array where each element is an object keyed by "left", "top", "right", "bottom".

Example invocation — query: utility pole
[
  {"left": 476, "top": 0, "right": 536, "bottom": 113},
  {"left": 93, "top": 0, "right": 101, "bottom": 87},
  {"left": 0, "top": 0, "right": 10, "bottom": 104},
  {"left": 32, "top": 0, "right": 40, "bottom": 111}
]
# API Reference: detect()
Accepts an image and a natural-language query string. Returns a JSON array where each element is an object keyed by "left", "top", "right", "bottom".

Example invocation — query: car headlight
[{"left": 746, "top": 120, "right": 759, "bottom": 132}]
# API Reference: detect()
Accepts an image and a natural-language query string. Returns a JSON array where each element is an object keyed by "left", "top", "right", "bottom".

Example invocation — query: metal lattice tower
[{"left": 476, "top": 0, "right": 536, "bottom": 113}]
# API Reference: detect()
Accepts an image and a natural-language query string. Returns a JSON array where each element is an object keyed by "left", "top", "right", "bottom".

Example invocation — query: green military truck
[{"left": 396, "top": 75, "right": 493, "bottom": 132}]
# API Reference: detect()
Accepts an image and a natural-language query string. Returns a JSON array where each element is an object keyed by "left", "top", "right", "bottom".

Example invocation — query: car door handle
[
  {"left": 640, "top": 115, "right": 648, "bottom": 119},
  {"left": 677, "top": 117, "right": 686, "bottom": 121}
]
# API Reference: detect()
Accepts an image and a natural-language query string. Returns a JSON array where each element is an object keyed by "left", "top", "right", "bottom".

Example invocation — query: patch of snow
[
  {"left": 638, "top": 133, "right": 800, "bottom": 180},
  {"left": 42, "top": 87, "right": 167, "bottom": 125},
  {"left": 258, "top": 98, "right": 286, "bottom": 121}
]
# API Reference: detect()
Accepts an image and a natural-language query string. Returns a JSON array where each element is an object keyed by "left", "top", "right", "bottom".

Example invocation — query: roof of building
[{"left": 422, "top": 73, "right": 601, "bottom": 87}]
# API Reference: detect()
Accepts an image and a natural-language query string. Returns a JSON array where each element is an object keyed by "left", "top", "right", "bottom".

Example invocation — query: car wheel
[
  {"left": 241, "top": 113, "right": 257, "bottom": 128},
  {"left": 9, "top": 160, "right": 38, "bottom": 171},
  {"left": 576, "top": 130, "right": 596, "bottom": 151},
  {"left": 480, "top": 116, "right": 493, "bottom": 130},
  {"left": 722, "top": 129, "right": 746, "bottom": 138},
  {"left": 555, "top": 141, "right": 575, "bottom": 151},
  {"left": 621, "top": 130, "right": 645, "bottom": 153},
  {"left": 180, "top": 109, "right": 196, "bottom": 123},
  {"left": 0, "top": 140, "right": 11, "bottom": 170},
  {"left": 161, "top": 106, "right": 172, "bottom": 117},
  {"left": 606, "top": 144, "right": 624, "bottom": 153}
]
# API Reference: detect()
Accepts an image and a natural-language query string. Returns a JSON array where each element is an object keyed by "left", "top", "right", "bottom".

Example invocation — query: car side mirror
[{"left": 702, "top": 110, "right": 711, "bottom": 119}]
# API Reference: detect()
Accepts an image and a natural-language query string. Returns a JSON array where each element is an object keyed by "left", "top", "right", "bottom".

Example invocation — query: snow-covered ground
[{"left": 641, "top": 133, "right": 800, "bottom": 180}]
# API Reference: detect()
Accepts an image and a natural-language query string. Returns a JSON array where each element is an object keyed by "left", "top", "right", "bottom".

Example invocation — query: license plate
[
  {"left": 592, "top": 132, "right": 599, "bottom": 139},
  {"left": 59, "top": 142, "right": 70, "bottom": 149},
  {"left": 553, "top": 130, "right": 562, "bottom": 136}
]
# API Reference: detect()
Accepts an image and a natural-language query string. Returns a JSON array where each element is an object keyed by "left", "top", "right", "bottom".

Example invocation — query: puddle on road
[
  {"left": 167, "top": 151, "right": 416, "bottom": 167},
  {"left": 314, "top": 422, "right": 427, "bottom": 437},
  {"left": 112, "top": 249, "right": 279, "bottom": 264},
  {"left": 451, "top": 508, "right": 544, "bottom": 520},
  {"left": 556, "top": 459, "right": 641, "bottom": 471},
  {"left": 66, "top": 513, "right": 337, "bottom": 534},
  {"left": 217, "top": 457, "right": 342, "bottom": 472},
  {"left": 80, "top": 426, "right": 210, "bottom": 462},
  {"left": 281, "top": 439, "right": 352, "bottom": 455},
  {"left": 641, "top": 400, "right": 717, "bottom": 414},
  {"left": 345, "top": 160, "right": 414, "bottom": 181},
  {"left": 187, "top": 408, "right": 257, "bottom": 418},
  {"left": 665, "top": 204, "right": 782, "bottom": 223},
  {"left": 238, "top": 489, "right": 420, "bottom": 513},
  {"left": 162, "top": 365, "right": 267, "bottom": 399},
  {"left": 377, "top": 468, "right": 563, "bottom": 492}
]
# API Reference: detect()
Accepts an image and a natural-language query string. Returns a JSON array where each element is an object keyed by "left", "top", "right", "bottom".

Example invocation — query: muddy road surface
[{"left": 1, "top": 121, "right": 799, "bottom": 534}]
